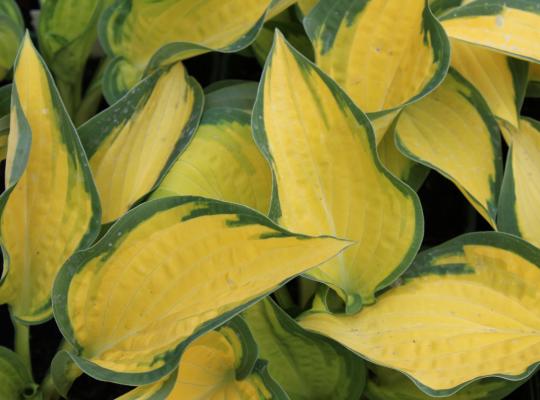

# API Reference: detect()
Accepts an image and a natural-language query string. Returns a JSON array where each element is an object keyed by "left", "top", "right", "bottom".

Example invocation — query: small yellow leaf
[{"left": 79, "top": 62, "right": 203, "bottom": 224}]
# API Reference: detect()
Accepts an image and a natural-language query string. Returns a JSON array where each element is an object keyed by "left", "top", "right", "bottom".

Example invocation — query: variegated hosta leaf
[
  {"left": 204, "top": 81, "right": 259, "bottom": 112},
  {"left": 100, "top": 0, "right": 292, "bottom": 103},
  {"left": 441, "top": 0, "right": 540, "bottom": 63},
  {"left": 450, "top": 39, "right": 529, "bottom": 128},
  {"left": 253, "top": 33, "right": 423, "bottom": 312},
  {"left": 52, "top": 196, "right": 350, "bottom": 384},
  {"left": 0, "top": 84, "right": 11, "bottom": 161},
  {"left": 364, "top": 364, "right": 524, "bottom": 400},
  {"left": 304, "top": 0, "right": 450, "bottom": 142},
  {"left": 499, "top": 117, "right": 540, "bottom": 248},
  {"left": 151, "top": 108, "right": 272, "bottom": 214},
  {"left": 242, "top": 298, "right": 366, "bottom": 399},
  {"left": 79, "top": 62, "right": 203, "bottom": 224},
  {"left": 37, "top": 0, "right": 109, "bottom": 114},
  {"left": 168, "top": 318, "right": 287, "bottom": 399},
  {"left": 0, "top": 0, "right": 23, "bottom": 80},
  {"left": 0, "top": 35, "right": 100, "bottom": 323},
  {"left": 299, "top": 232, "right": 540, "bottom": 396},
  {"left": 0, "top": 347, "right": 39, "bottom": 399},
  {"left": 377, "top": 128, "right": 429, "bottom": 192},
  {"left": 395, "top": 68, "right": 503, "bottom": 227},
  {"left": 119, "top": 318, "right": 288, "bottom": 400}
]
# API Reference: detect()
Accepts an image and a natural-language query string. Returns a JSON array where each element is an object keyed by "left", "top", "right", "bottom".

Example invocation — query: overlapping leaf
[
  {"left": 253, "top": 33, "right": 423, "bottom": 312},
  {"left": 300, "top": 232, "right": 540, "bottom": 396},
  {"left": 0, "top": 347, "right": 39, "bottom": 399},
  {"left": 0, "top": 35, "right": 100, "bottom": 323},
  {"left": 395, "top": 68, "right": 503, "bottom": 227},
  {"left": 99, "top": 0, "right": 295, "bottom": 102},
  {"left": 304, "top": 0, "right": 450, "bottom": 142},
  {"left": 52, "top": 196, "right": 350, "bottom": 384},
  {"left": 441, "top": 0, "right": 540, "bottom": 62},
  {"left": 450, "top": 39, "right": 528, "bottom": 129},
  {"left": 79, "top": 62, "right": 203, "bottom": 224},
  {"left": 499, "top": 117, "right": 540, "bottom": 248},
  {"left": 377, "top": 126, "right": 429, "bottom": 191},
  {"left": 365, "top": 364, "right": 524, "bottom": 400},
  {"left": 37, "top": 0, "right": 109, "bottom": 114},
  {"left": 0, "top": 0, "right": 23, "bottom": 80},
  {"left": 152, "top": 108, "right": 271, "bottom": 214},
  {"left": 118, "top": 317, "right": 287, "bottom": 400},
  {"left": 242, "top": 298, "right": 366, "bottom": 399}
]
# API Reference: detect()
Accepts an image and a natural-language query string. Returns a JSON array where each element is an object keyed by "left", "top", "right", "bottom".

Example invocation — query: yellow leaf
[
  {"left": 441, "top": 0, "right": 540, "bottom": 63},
  {"left": 100, "top": 0, "right": 277, "bottom": 102},
  {"left": 450, "top": 39, "right": 528, "bottom": 128},
  {"left": 395, "top": 69, "right": 503, "bottom": 227},
  {"left": 79, "top": 63, "right": 203, "bottom": 224},
  {"left": 253, "top": 33, "right": 423, "bottom": 312},
  {"left": 304, "top": 0, "right": 450, "bottom": 143},
  {"left": 151, "top": 108, "right": 272, "bottom": 214},
  {"left": 499, "top": 118, "right": 540, "bottom": 248},
  {"left": 299, "top": 232, "right": 540, "bottom": 396},
  {"left": 53, "top": 196, "right": 350, "bottom": 384},
  {"left": 0, "top": 35, "right": 100, "bottom": 323}
]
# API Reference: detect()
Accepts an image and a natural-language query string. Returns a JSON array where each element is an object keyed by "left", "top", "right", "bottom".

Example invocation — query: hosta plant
[{"left": 0, "top": 0, "right": 539, "bottom": 399}]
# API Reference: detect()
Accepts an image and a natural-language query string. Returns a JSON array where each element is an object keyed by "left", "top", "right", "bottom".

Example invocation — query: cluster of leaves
[{"left": 0, "top": 0, "right": 539, "bottom": 399}]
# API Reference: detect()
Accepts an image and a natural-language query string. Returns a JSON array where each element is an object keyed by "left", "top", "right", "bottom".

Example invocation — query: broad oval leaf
[
  {"left": 0, "top": 35, "right": 100, "bottom": 323},
  {"left": 441, "top": 0, "right": 540, "bottom": 63},
  {"left": 79, "top": 62, "right": 203, "bottom": 224},
  {"left": 242, "top": 298, "right": 366, "bottom": 400},
  {"left": 450, "top": 39, "right": 529, "bottom": 128},
  {"left": 299, "top": 232, "right": 540, "bottom": 396},
  {"left": 0, "top": 0, "right": 23, "bottom": 80},
  {"left": 304, "top": 0, "right": 450, "bottom": 142},
  {"left": 0, "top": 346, "right": 39, "bottom": 400},
  {"left": 395, "top": 68, "right": 503, "bottom": 227},
  {"left": 151, "top": 108, "right": 272, "bottom": 214},
  {"left": 37, "top": 0, "right": 109, "bottom": 115},
  {"left": 253, "top": 33, "right": 423, "bottom": 312},
  {"left": 364, "top": 364, "right": 524, "bottom": 400},
  {"left": 52, "top": 196, "right": 350, "bottom": 384},
  {"left": 99, "top": 0, "right": 279, "bottom": 102},
  {"left": 499, "top": 117, "right": 540, "bottom": 248}
]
